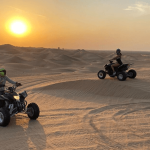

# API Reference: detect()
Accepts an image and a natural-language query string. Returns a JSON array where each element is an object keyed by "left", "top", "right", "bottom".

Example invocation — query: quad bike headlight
[{"left": 14, "top": 95, "right": 20, "bottom": 100}]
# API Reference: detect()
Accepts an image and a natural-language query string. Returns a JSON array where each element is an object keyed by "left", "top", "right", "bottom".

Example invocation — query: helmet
[
  {"left": 0, "top": 68, "right": 6, "bottom": 76},
  {"left": 116, "top": 49, "right": 121, "bottom": 55}
]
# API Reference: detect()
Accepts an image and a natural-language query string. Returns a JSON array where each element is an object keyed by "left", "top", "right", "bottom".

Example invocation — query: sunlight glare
[{"left": 10, "top": 21, "right": 27, "bottom": 35}]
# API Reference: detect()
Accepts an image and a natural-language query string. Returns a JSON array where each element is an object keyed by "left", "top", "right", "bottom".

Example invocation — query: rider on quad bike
[
  {"left": 0, "top": 68, "right": 40, "bottom": 127},
  {"left": 109, "top": 49, "right": 122, "bottom": 76},
  {"left": 0, "top": 68, "right": 21, "bottom": 96},
  {"left": 97, "top": 49, "right": 137, "bottom": 81}
]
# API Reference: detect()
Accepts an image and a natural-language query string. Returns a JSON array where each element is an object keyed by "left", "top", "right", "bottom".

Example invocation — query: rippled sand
[{"left": 0, "top": 44, "right": 150, "bottom": 150}]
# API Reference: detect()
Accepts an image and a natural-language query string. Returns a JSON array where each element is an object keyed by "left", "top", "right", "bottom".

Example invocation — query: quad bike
[
  {"left": 0, "top": 84, "right": 40, "bottom": 126},
  {"left": 97, "top": 60, "right": 137, "bottom": 81}
]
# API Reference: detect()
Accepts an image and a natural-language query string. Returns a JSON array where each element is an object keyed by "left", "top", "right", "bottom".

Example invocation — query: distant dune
[
  {"left": 0, "top": 44, "right": 150, "bottom": 150},
  {"left": 0, "top": 44, "right": 149, "bottom": 77}
]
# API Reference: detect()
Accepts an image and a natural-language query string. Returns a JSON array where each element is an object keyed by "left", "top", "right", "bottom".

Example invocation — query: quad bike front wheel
[
  {"left": 27, "top": 103, "right": 40, "bottom": 120},
  {"left": 0, "top": 108, "right": 10, "bottom": 127},
  {"left": 127, "top": 69, "right": 137, "bottom": 78},
  {"left": 117, "top": 72, "right": 127, "bottom": 81},
  {"left": 97, "top": 70, "right": 106, "bottom": 79}
]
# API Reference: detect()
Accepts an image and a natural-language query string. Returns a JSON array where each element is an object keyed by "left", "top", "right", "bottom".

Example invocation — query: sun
[{"left": 10, "top": 20, "right": 27, "bottom": 35}]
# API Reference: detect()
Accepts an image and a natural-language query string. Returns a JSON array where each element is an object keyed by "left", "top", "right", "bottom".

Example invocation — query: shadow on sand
[{"left": 4, "top": 115, "right": 47, "bottom": 150}]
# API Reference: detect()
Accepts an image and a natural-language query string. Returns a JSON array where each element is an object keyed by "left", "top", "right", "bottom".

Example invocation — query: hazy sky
[{"left": 0, "top": 0, "right": 150, "bottom": 50}]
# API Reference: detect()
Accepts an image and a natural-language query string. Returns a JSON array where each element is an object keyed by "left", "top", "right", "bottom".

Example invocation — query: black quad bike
[
  {"left": 97, "top": 60, "right": 137, "bottom": 81},
  {"left": 0, "top": 85, "right": 40, "bottom": 127}
]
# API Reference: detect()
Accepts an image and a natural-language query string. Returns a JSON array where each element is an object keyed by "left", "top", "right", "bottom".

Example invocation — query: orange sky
[{"left": 0, "top": 0, "right": 150, "bottom": 51}]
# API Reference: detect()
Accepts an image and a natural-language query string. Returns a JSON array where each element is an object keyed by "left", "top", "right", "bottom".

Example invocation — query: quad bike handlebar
[
  {"left": 16, "top": 82, "right": 22, "bottom": 87},
  {"left": 109, "top": 60, "right": 113, "bottom": 63},
  {"left": 5, "top": 83, "right": 22, "bottom": 93}
]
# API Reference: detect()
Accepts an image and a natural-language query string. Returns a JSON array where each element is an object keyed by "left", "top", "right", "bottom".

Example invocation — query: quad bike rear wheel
[
  {"left": 127, "top": 69, "right": 137, "bottom": 78},
  {"left": 27, "top": 103, "right": 40, "bottom": 120},
  {"left": 97, "top": 70, "right": 106, "bottom": 79},
  {"left": 0, "top": 108, "right": 10, "bottom": 127},
  {"left": 117, "top": 72, "right": 127, "bottom": 81}
]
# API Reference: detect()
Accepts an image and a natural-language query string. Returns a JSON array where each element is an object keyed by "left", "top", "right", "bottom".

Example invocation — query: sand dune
[
  {"left": 0, "top": 44, "right": 150, "bottom": 150},
  {"left": 33, "top": 79, "right": 150, "bottom": 100}
]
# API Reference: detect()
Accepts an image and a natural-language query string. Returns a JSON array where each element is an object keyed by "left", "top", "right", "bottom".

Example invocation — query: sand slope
[{"left": 0, "top": 44, "right": 150, "bottom": 150}]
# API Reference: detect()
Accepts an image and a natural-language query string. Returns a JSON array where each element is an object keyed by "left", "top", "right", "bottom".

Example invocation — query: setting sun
[{"left": 10, "top": 21, "right": 27, "bottom": 35}]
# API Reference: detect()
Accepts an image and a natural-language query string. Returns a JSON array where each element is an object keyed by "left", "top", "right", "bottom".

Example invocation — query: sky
[{"left": 0, "top": 0, "right": 150, "bottom": 51}]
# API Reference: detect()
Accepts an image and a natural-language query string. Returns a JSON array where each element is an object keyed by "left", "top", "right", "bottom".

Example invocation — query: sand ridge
[{"left": 0, "top": 44, "right": 150, "bottom": 149}]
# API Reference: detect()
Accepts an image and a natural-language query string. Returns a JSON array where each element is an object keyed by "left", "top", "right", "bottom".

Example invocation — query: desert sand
[{"left": 0, "top": 44, "right": 150, "bottom": 150}]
